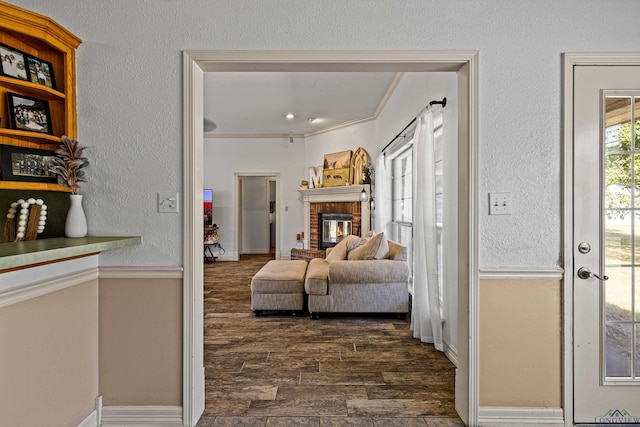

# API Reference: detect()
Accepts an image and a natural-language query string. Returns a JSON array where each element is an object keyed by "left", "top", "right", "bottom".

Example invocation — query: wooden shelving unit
[{"left": 0, "top": 1, "right": 81, "bottom": 191}]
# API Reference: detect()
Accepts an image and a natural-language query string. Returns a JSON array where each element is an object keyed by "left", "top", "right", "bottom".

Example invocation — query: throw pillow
[
  {"left": 347, "top": 232, "right": 389, "bottom": 260},
  {"left": 326, "top": 235, "right": 361, "bottom": 262}
]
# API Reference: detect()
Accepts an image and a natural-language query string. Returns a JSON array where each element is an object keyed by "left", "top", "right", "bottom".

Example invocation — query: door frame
[
  {"left": 183, "top": 50, "right": 479, "bottom": 426},
  {"left": 562, "top": 52, "right": 640, "bottom": 426}
]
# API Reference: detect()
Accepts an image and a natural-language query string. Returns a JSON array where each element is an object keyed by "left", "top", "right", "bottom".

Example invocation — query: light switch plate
[
  {"left": 158, "top": 192, "right": 179, "bottom": 213},
  {"left": 489, "top": 192, "right": 512, "bottom": 215}
]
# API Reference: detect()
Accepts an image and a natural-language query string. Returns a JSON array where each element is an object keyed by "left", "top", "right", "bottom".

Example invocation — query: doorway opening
[
  {"left": 183, "top": 50, "right": 479, "bottom": 427},
  {"left": 234, "top": 173, "right": 280, "bottom": 260}
]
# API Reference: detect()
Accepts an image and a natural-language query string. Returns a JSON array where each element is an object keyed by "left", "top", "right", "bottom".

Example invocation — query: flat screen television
[{"left": 204, "top": 189, "right": 213, "bottom": 226}]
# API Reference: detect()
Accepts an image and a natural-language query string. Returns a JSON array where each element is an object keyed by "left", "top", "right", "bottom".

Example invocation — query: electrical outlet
[
  {"left": 158, "top": 192, "right": 179, "bottom": 213},
  {"left": 489, "top": 192, "right": 512, "bottom": 215}
]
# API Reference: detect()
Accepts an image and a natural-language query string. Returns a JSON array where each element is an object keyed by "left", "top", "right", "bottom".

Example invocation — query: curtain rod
[{"left": 380, "top": 97, "right": 446, "bottom": 154}]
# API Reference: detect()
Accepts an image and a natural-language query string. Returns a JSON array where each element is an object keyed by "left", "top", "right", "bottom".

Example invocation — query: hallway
[{"left": 198, "top": 254, "right": 462, "bottom": 427}]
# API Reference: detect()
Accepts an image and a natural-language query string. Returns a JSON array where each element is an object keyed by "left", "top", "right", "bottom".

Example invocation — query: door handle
[{"left": 577, "top": 267, "right": 608, "bottom": 281}]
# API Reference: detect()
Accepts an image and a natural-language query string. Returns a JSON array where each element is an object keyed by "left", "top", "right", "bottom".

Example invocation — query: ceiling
[{"left": 202, "top": 72, "right": 401, "bottom": 138}]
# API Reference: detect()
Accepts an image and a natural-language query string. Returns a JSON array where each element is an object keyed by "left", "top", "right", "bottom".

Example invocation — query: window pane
[
  {"left": 605, "top": 268, "right": 632, "bottom": 322},
  {"left": 605, "top": 97, "right": 631, "bottom": 152},
  {"left": 606, "top": 322, "right": 632, "bottom": 377},
  {"left": 605, "top": 154, "right": 632, "bottom": 209},
  {"left": 636, "top": 324, "right": 640, "bottom": 377},
  {"left": 606, "top": 213, "right": 631, "bottom": 266}
]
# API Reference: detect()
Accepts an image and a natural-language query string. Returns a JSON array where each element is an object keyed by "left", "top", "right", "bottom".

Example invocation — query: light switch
[
  {"left": 489, "top": 192, "right": 512, "bottom": 215},
  {"left": 158, "top": 192, "right": 179, "bottom": 213}
]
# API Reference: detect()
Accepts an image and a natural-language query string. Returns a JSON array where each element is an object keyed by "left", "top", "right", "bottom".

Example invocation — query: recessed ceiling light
[
  {"left": 308, "top": 117, "right": 318, "bottom": 123},
  {"left": 285, "top": 113, "right": 295, "bottom": 119}
]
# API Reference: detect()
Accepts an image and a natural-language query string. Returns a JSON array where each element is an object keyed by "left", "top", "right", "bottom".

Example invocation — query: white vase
[{"left": 65, "top": 194, "right": 88, "bottom": 238}]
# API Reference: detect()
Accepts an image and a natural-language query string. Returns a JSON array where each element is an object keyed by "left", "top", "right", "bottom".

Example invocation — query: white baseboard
[
  {"left": 443, "top": 338, "right": 458, "bottom": 367},
  {"left": 478, "top": 407, "right": 564, "bottom": 426},
  {"left": 101, "top": 406, "right": 182, "bottom": 427},
  {"left": 77, "top": 410, "right": 97, "bottom": 427},
  {"left": 241, "top": 249, "right": 270, "bottom": 254}
]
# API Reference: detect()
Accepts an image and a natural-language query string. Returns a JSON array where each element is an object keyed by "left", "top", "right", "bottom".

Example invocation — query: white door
[{"left": 574, "top": 65, "right": 640, "bottom": 424}]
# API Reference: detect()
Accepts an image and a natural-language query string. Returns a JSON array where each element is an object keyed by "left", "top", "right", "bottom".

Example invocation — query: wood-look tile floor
[{"left": 197, "top": 254, "right": 464, "bottom": 427}]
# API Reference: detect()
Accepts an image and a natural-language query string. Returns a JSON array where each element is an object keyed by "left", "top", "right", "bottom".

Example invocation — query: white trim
[
  {"left": 443, "top": 337, "right": 458, "bottom": 368},
  {"left": 101, "top": 406, "right": 183, "bottom": 427},
  {"left": 561, "top": 52, "right": 640, "bottom": 427},
  {"left": 184, "top": 50, "right": 479, "bottom": 427},
  {"left": 478, "top": 407, "right": 564, "bottom": 426},
  {"left": 76, "top": 410, "right": 97, "bottom": 427},
  {"left": 0, "top": 267, "right": 98, "bottom": 309},
  {"left": 478, "top": 268, "right": 564, "bottom": 281},
  {"left": 182, "top": 50, "right": 206, "bottom": 427},
  {"left": 99, "top": 266, "right": 184, "bottom": 279}
]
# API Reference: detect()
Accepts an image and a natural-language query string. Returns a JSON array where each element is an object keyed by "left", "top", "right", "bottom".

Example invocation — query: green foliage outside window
[{"left": 605, "top": 120, "right": 640, "bottom": 219}]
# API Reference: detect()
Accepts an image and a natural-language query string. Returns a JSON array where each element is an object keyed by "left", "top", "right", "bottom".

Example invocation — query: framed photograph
[
  {"left": 26, "top": 55, "right": 56, "bottom": 89},
  {"left": 0, "top": 145, "right": 57, "bottom": 183},
  {"left": 323, "top": 150, "right": 352, "bottom": 187},
  {"left": 7, "top": 92, "right": 53, "bottom": 135},
  {"left": 0, "top": 43, "right": 29, "bottom": 81}
]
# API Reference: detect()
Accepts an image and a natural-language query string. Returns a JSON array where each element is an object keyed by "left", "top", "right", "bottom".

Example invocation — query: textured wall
[{"left": 9, "top": 0, "right": 640, "bottom": 267}]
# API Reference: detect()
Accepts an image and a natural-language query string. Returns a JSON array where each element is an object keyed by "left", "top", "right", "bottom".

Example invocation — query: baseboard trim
[
  {"left": 101, "top": 406, "right": 183, "bottom": 426},
  {"left": 77, "top": 410, "right": 97, "bottom": 427},
  {"left": 0, "top": 267, "right": 98, "bottom": 309},
  {"left": 478, "top": 268, "right": 564, "bottom": 280},
  {"left": 443, "top": 337, "right": 458, "bottom": 367},
  {"left": 478, "top": 406, "right": 564, "bottom": 425},
  {"left": 99, "top": 266, "right": 184, "bottom": 279}
]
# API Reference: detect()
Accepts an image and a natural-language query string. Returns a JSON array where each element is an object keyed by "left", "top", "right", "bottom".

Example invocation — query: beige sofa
[{"left": 304, "top": 233, "right": 410, "bottom": 319}]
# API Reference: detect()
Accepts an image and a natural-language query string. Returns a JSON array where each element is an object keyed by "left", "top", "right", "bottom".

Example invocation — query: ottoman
[{"left": 251, "top": 260, "right": 308, "bottom": 315}]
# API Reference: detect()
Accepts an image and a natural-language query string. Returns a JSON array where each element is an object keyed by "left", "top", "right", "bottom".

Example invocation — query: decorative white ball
[
  {"left": 39, "top": 220, "right": 46, "bottom": 226},
  {"left": 16, "top": 199, "right": 25, "bottom": 204},
  {"left": 36, "top": 199, "right": 44, "bottom": 205},
  {"left": 10, "top": 202, "right": 18, "bottom": 208},
  {"left": 21, "top": 202, "right": 29, "bottom": 209},
  {"left": 8, "top": 207, "right": 16, "bottom": 214},
  {"left": 27, "top": 198, "right": 36, "bottom": 204},
  {"left": 16, "top": 232, "right": 24, "bottom": 239},
  {"left": 41, "top": 205, "right": 47, "bottom": 211},
  {"left": 40, "top": 215, "right": 47, "bottom": 221},
  {"left": 20, "top": 208, "right": 28, "bottom": 214},
  {"left": 18, "top": 220, "right": 26, "bottom": 227},
  {"left": 7, "top": 213, "right": 14, "bottom": 219},
  {"left": 19, "top": 214, "right": 27, "bottom": 221}
]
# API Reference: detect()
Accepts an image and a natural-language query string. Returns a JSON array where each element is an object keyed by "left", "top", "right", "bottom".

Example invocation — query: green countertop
[{"left": 0, "top": 236, "right": 142, "bottom": 271}]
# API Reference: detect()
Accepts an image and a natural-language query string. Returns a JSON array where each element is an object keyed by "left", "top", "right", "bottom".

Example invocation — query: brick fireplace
[{"left": 299, "top": 185, "right": 371, "bottom": 250}]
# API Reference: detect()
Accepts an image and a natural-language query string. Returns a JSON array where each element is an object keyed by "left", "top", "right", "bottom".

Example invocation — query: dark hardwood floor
[{"left": 197, "top": 254, "right": 464, "bottom": 427}]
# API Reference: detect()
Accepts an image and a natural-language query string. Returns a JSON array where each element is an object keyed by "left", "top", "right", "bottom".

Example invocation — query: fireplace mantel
[{"left": 299, "top": 185, "right": 371, "bottom": 249}]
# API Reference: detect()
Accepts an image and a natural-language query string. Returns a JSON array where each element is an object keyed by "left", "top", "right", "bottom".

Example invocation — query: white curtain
[
  {"left": 375, "top": 152, "right": 391, "bottom": 236},
  {"left": 410, "top": 108, "right": 443, "bottom": 351}
]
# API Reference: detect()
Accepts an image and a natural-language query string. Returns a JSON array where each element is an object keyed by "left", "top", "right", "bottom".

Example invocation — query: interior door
[{"left": 574, "top": 66, "right": 640, "bottom": 424}]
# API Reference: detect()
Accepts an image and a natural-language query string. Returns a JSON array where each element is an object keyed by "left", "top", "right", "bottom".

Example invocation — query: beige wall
[
  {"left": 479, "top": 279, "right": 562, "bottom": 407},
  {"left": 99, "top": 277, "right": 182, "bottom": 406},
  {"left": 0, "top": 281, "right": 99, "bottom": 427}
]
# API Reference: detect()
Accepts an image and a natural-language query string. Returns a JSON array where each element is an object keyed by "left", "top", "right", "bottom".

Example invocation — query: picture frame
[
  {"left": 323, "top": 150, "right": 352, "bottom": 187},
  {"left": 0, "top": 145, "right": 57, "bottom": 183},
  {"left": 6, "top": 92, "right": 53, "bottom": 135},
  {"left": 0, "top": 43, "right": 29, "bottom": 81},
  {"left": 26, "top": 55, "right": 56, "bottom": 89}
]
